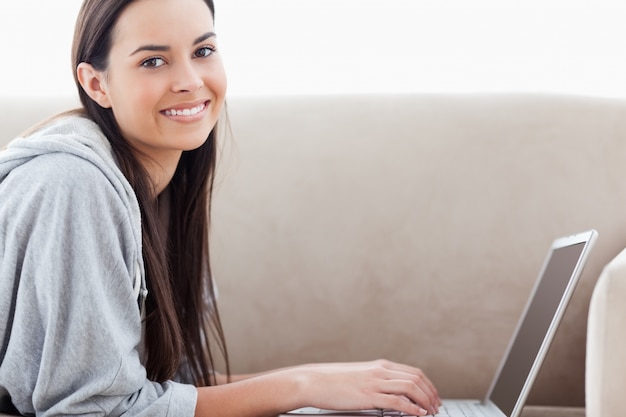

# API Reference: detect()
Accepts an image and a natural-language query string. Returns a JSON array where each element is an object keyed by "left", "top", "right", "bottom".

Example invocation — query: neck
[{"left": 139, "top": 150, "right": 182, "bottom": 197}]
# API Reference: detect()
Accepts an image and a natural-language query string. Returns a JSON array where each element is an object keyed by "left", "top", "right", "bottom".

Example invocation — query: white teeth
[{"left": 164, "top": 102, "right": 205, "bottom": 117}]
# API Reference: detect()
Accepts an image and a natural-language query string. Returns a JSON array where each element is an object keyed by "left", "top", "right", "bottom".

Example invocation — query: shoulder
[
  {"left": 5, "top": 151, "right": 116, "bottom": 199},
  {"left": 1, "top": 115, "right": 137, "bottom": 215},
  {"left": 0, "top": 115, "right": 143, "bottom": 254},
  {"left": 0, "top": 152, "right": 135, "bottom": 240}
]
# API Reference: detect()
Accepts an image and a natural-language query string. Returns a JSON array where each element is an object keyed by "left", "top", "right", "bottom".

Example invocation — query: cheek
[
  {"left": 211, "top": 72, "right": 228, "bottom": 116},
  {"left": 109, "top": 90, "right": 162, "bottom": 142},
  {"left": 112, "top": 84, "right": 161, "bottom": 122},
  {"left": 217, "top": 68, "right": 228, "bottom": 96},
  {"left": 207, "top": 61, "right": 228, "bottom": 99}
]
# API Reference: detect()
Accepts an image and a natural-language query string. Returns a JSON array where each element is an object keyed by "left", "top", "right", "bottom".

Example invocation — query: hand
[{"left": 291, "top": 359, "right": 441, "bottom": 416}]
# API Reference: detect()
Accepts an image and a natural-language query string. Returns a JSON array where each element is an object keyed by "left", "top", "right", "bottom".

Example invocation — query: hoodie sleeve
[{"left": 0, "top": 151, "right": 198, "bottom": 417}]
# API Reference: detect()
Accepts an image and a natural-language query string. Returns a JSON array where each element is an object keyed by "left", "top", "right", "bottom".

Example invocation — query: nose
[{"left": 171, "top": 59, "right": 203, "bottom": 93}]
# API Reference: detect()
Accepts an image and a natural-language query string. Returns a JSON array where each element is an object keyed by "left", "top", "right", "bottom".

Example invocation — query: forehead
[{"left": 112, "top": 0, "right": 215, "bottom": 47}]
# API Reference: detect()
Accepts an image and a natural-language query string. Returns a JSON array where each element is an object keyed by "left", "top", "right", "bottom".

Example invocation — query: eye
[
  {"left": 194, "top": 46, "right": 216, "bottom": 58},
  {"left": 141, "top": 57, "right": 166, "bottom": 68}
]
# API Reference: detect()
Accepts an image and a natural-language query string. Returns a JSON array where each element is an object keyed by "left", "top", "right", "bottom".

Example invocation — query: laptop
[{"left": 285, "top": 229, "right": 598, "bottom": 417}]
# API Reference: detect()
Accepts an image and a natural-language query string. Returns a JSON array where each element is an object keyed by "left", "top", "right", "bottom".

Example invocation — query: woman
[{"left": 0, "top": 0, "right": 441, "bottom": 416}]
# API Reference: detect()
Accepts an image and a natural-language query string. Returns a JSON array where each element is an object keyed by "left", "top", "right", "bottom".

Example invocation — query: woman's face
[{"left": 97, "top": 0, "right": 226, "bottom": 166}]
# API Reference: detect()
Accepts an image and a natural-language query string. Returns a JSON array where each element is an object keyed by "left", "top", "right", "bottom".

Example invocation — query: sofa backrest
[
  {"left": 0, "top": 97, "right": 80, "bottom": 146},
  {"left": 3, "top": 94, "right": 626, "bottom": 408},
  {"left": 212, "top": 94, "right": 626, "bottom": 407}
]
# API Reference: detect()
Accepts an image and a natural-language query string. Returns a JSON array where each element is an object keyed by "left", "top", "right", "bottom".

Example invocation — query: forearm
[
  {"left": 216, "top": 372, "right": 264, "bottom": 384},
  {"left": 196, "top": 369, "right": 305, "bottom": 417},
  {"left": 199, "top": 360, "right": 440, "bottom": 417},
  {"left": 218, "top": 364, "right": 308, "bottom": 384}
]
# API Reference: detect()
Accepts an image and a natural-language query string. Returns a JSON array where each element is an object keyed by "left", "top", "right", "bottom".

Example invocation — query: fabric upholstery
[
  {"left": 586, "top": 248, "right": 626, "bottom": 417},
  {"left": 3, "top": 94, "right": 626, "bottom": 412}
]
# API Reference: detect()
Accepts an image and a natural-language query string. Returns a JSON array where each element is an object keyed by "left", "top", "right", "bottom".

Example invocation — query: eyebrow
[{"left": 129, "top": 32, "right": 216, "bottom": 56}]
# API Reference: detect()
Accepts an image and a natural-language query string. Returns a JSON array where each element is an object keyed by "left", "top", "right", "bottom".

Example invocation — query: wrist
[
  {"left": 268, "top": 367, "right": 310, "bottom": 412},
  {"left": 195, "top": 368, "right": 311, "bottom": 417}
]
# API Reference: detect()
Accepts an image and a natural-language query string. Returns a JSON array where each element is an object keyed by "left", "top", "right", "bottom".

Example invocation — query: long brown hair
[{"left": 72, "top": 0, "right": 229, "bottom": 386}]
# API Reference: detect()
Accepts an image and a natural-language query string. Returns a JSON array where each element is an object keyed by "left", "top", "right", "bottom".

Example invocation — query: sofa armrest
[{"left": 586, "top": 248, "right": 626, "bottom": 417}]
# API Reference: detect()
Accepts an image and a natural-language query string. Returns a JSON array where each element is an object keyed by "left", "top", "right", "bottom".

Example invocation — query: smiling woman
[
  {"left": 2, "top": 1, "right": 626, "bottom": 98},
  {"left": 0, "top": 0, "right": 442, "bottom": 416},
  {"left": 75, "top": 0, "right": 226, "bottom": 194}
]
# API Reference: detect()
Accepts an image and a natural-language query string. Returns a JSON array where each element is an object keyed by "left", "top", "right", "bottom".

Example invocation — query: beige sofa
[{"left": 2, "top": 94, "right": 626, "bottom": 417}]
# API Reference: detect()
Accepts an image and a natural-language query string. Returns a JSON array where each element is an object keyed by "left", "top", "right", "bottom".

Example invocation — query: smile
[{"left": 162, "top": 101, "right": 207, "bottom": 117}]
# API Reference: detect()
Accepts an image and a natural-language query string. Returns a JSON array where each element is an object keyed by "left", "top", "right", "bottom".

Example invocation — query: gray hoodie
[{"left": 0, "top": 115, "right": 197, "bottom": 416}]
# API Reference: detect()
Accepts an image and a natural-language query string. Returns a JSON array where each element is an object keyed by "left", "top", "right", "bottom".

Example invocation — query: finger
[
  {"left": 382, "top": 362, "right": 440, "bottom": 402},
  {"left": 374, "top": 361, "right": 440, "bottom": 398},
  {"left": 379, "top": 378, "right": 438, "bottom": 415},
  {"left": 374, "top": 393, "right": 429, "bottom": 417},
  {"left": 379, "top": 369, "right": 440, "bottom": 410}
]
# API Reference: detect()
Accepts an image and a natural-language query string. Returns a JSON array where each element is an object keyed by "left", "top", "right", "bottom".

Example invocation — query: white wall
[{"left": 1, "top": 0, "right": 625, "bottom": 98}]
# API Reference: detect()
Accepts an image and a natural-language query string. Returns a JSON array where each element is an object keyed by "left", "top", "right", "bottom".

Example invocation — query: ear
[{"left": 76, "top": 62, "right": 112, "bottom": 108}]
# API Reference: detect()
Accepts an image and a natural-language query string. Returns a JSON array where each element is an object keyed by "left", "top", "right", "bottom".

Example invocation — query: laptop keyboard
[
  {"left": 435, "top": 402, "right": 488, "bottom": 417},
  {"left": 285, "top": 403, "right": 489, "bottom": 417},
  {"left": 377, "top": 402, "right": 488, "bottom": 417}
]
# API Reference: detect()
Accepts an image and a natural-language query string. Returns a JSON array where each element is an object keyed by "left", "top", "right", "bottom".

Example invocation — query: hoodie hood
[{"left": 0, "top": 114, "right": 146, "bottom": 307}]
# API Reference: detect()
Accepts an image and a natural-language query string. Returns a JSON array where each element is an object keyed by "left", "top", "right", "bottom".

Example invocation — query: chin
[{"left": 181, "top": 135, "right": 212, "bottom": 152}]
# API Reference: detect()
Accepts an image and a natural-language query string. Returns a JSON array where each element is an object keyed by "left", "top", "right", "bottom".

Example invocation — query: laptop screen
[{"left": 488, "top": 240, "right": 588, "bottom": 416}]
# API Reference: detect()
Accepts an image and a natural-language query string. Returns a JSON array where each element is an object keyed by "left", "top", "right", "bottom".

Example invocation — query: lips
[{"left": 162, "top": 101, "right": 207, "bottom": 117}]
